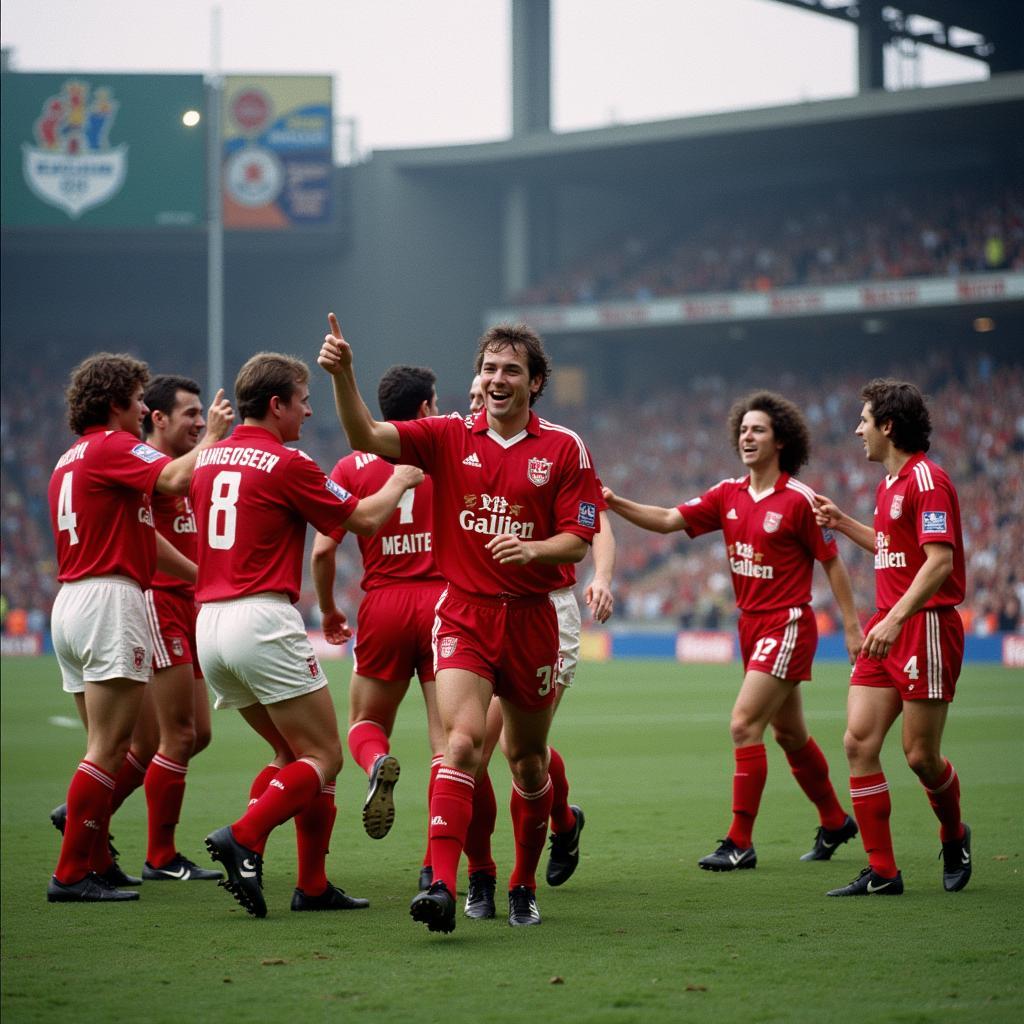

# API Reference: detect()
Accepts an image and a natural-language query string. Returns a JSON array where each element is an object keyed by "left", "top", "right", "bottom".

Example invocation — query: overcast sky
[{"left": 1, "top": 0, "right": 988, "bottom": 155}]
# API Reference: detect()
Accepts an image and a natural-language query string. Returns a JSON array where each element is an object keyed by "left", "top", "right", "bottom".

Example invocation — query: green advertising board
[{"left": 1, "top": 72, "right": 206, "bottom": 228}]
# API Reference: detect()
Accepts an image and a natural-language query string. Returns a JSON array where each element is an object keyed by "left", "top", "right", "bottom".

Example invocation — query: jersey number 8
[{"left": 208, "top": 471, "right": 241, "bottom": 550}]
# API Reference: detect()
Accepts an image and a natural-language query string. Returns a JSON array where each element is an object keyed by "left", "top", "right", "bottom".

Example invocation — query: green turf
[{"left": 2, "top": 655, "right": 1022, "bottom": 1023}]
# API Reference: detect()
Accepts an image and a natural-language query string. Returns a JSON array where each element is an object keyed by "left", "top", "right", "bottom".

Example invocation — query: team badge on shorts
[
  {"left": 306, "top": 655, "right": 321, "bottom": 679},
  {"left": 439, "top": 637, "right": 458, "bottom": 659},
  {"left": 527, "top": 457, "right": 552, "bottom": 486},
  {"left": 763, "top": 511, "right": 783, "bottom": 533},
  {"left": 133, "top": 647, "right": 146, "bottom": 670},
  {"left": 171, "top": 638, "right": 184, "bottom": 658},
  {"left": 890, "top": 495, "right": 904, "bottom": 519}
]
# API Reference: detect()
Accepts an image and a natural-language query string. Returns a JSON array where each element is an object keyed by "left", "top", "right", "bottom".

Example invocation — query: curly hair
[
  {"left": 235, "top": 352, "right": 308, "bottom": 421},
  {"left": 66, "top": 352, "right": 149, "bottom": 435},
  {"left": 727, "top": 390, "right": 811, "bottom": 476},
  {"left": 861, "top": 378, "right": 931, "bottom": 453},
  {"left": 474, "top": 323, "right": 551, "bottom": 406},
  {"left": 377, "top": 365, "right": 436, "bottom": 421}
]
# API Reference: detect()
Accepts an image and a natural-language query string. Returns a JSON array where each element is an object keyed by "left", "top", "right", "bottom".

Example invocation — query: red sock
[
  {"left": 509, "top": 777, "right": 553, "bottom": 891},
  {"left": 347, "top": 720, "right": 389, "bottom": 774},
  {"left": 727, "top": 743, "right": 767, "bottom": 849},
  {"left": 55, "top": 761, "right": 115, "bottom": 884},
  {"left": 785, "top": 737, "right": 847, "bottom": 831},
  {"left": 144, "top": 753, "right": 188, "bottom": 867},
  {"left": 428, "top": 765, "right": 475, "bottom": 892},
  {"left": 245, "top": 764, "right": 281, "bottom": 855},
  {"left": 922, "top": 759, "right": 964, "bottom": 844},
  {"left": 547, "top": 746, "right": 575, "bottom": 834},
  {"left": 850, "top": 772, "right": 898, "bottom": 877},
  {"left": 423, "top": 756, "right": 443, "bottom": 869},
  {"left": 294, "top": 782, "right": 337, "bottom": 896},
  {"left": 92, "top": 749, "right": 149, "bottom": 873},
  {"left": 464, "top": 767, "right": 497, "bottom": 877},
  {"left": 231, "top": 759, "right": 323, "bottom": 851}
]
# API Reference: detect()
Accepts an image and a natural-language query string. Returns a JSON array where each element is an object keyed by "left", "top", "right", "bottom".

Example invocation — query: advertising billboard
[{"left": 1, "top": 72, "right": 206, "bottom": 228}]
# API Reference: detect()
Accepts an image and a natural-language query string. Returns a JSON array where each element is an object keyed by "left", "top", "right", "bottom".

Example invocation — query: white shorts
[
  {"left": 196, "top": 594, "right": 327, "bottom": 710},
  {"left": 552, "top": 587, "right": 582, "bottom": 688},
  {"left": 51, "top": 576, "right": 152, "bottom": 692}
]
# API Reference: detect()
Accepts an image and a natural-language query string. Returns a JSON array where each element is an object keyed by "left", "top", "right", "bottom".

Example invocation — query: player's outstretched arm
[
  {"left": 343, "top": 464, "right": 424, "bottom": 537},
  {"left": 602, "top": 486, "right": 687, "bottom": 534},
  {"left": 813, "top": 494, "right": 874, "bottom": 552},
  {"left": 155, "top": 532, "right": 197, "bottom": 584},
  {"left": 585, "top": 510, "right": 616, "bottom": 623},
  {"left": 310, "top": 531, "right": 352, "bottom": 644},
  {"left": 318, "top": 313, "right": 401, "bottom": 458},
  {"left": 821, "top": 554, "right": 863, "bottom": 664},
  {"left": 155, "top": 388, "right": 235, "bottom": 495}
]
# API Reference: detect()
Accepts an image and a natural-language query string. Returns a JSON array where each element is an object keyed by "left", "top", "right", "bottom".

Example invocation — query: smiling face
[
  {"left": 856, "top": 401, "right": 890, "bottom": 463},
  {"left": 737, "top": 410, "right": 781, "bottom": 472},
  {"left": 479, "top": 344, "right": 539, "bottom": 432},
  {"left": 274, "top": 382, "right": 312, "bottom": 443},
  {"left": 159, "top": 389, "right": 206, "bottom": 456}
]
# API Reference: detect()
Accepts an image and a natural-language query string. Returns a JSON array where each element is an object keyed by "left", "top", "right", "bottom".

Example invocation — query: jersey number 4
[
  {"left": 208, "top": 471, "right": 241, "bottom": 549},
  {"left": 57, "top": 473, "right": 79, "bottom": 545}
]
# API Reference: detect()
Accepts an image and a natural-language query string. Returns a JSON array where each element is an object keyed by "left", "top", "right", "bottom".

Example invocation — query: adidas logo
[
  {"left": 462, "top": 452, "right": 482, "bottom": 467},
  {"left": 430, "top": 815, "right": 448, "bottom": 826},
  {"left": 270, "top": 779, "right": 285, "bottom": 790},
  {"left": 726, "top": 508, "right": 738, "bottom": 519}
]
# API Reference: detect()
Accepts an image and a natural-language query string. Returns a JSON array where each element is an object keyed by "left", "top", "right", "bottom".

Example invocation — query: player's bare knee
[
  {"left": 729, "top": 714, "right": 759, "bottom": 747},
  {"left": 508, "top": 750, "right": 547, "bottom": 793},
  {"left": 163, "top": 722, "right": 197, "bottom": 762},
  {"left": 192, "top": 725, "right": 212, "bottom": 756},
  {"left": 445, "top": 730, "right": 481, "bottom": 773},
  {"left": 771, "top": 724, "right": 805, "bottom": 751},
  {"left": 903, "top": 743, "right": 942, "bottom": 781},
  {"left": 843, "top": 728, "right": 876, "bottom": 768}
]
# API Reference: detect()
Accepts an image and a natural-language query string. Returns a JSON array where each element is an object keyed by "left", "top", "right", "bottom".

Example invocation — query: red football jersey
[
  {"left": 48, "top": 427, "right": 170, "bottom": 588},
  {"left": 329, "top": 451, "right": 443, "bottom": 591},
  {"left": 870, "top": 453, "right": 965, "bottom": 611},
  {"left": 394, "top": 410, "right": 599, "bottom": 598},
  {"left": 149, "top": 492, "right": 198, "bottom": 595},
  {"left": 191, "top": 425, "right": 359, "bottom": 604},
  {"left": 680, "top": 473, "right": 838, "bottom": 613},
  {"left": 553, "top": 474, "right": 609, "bottom": 590}
]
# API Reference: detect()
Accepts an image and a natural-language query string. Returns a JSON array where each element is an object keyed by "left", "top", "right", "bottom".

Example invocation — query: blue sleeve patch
[
  {"left": 922, "top": 511, "right": 947, "bottom": 534},
  {"left": 326, "top": 478, "right": 352, "bottom": 502},
  {"left": 131, "top": 442, "right": 165, "bottom": 464},
  {"left": 822, "top": 527, "right": 835, "bottom": 544},
  {"left": 578, "top": 501, "right": 596, "bottom": 529}
]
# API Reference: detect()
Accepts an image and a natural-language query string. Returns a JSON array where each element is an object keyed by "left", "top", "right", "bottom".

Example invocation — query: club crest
[
  {"left": 306, "top": 655, "right": 321, "bottom": 679},
  {"left": 171, "top": 638, "right": 184, "bottom": 658},
  {"left": 763, "top": 511, "right": 783, "bottom": 534},
  {"left": 133, "top": 646, "right": 146, "bottom": 671},
  {"left": 889, "top": 495, "right": 904, "bottom": 520},
  {"left": 439, "top": 637, "right": 458, "bottom": 659},
  {"left": 527, "top": 457, "right": 552, "bottom": 487}
]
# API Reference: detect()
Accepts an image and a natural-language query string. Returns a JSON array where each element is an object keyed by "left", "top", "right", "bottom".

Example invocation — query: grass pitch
[{"left": 1, "top": 655, "right": 1022, "bottom": 1023}]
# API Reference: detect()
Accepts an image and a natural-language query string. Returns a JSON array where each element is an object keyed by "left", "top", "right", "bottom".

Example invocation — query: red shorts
[
  {"left": 851, "top": 607, "right": 963, "bottom": 702},
  {"left": 737, "top": 605, "right": 817, "bottom": 682},
  {"left": 353, "top": 582, "right": 445, "bottom": 684},
  {"left": 145, "top": 588, "right": 201, "bottom": 676},
  {"left": 432, "top": 586, "right": 559, "bottom": 712}
]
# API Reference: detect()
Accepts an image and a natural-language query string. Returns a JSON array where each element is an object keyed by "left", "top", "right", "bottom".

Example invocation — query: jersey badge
[
  {"left": 726, "top": 508, "right": 738, "bottom": 519},
  {"left": 922, "top": 511, "right": 947, "bottom": 535},
  {"left": 527, "top": 457, "right": 552, "bottom": 487},
  {"left": 133, "top": 646, "right": 146, "bottom": 671},
  {"left": 130, "top": 442, "right": 164, "bottom": 464},
  {"left": 889, "top": 495, "right": 904, "bottom": 520},
  {"left": 462, "top": 452, "right": 482, "bottom": 467},
  {"left": 306, "top": 655, "right": 321, "bottom": 679},
  {"left": 578, "top": 502, "right": 596, "bottom": 529},
  {"left": 439, "top": 636, "right": 458, "bottom": 659},
  {"left": 171, "top": 638, "right": 184, "bottom": 658},
  {"left": 763, "top": 511, "right": 783, "bottom": 534},
  {"left": 325, "top": 478, "right": 352, "bottom": 502}
]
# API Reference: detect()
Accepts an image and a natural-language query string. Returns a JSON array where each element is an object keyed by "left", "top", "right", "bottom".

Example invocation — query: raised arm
[
  {"left": 343, "top": 464, "right": 424, "bottom": 537},
  {"left": 813, "top": 494, "right": 874, "bottom": 553},
  {"left": 155, "top": 388, "right": 235, "bottom": 495},
  {"left": 310, "top": 531, "right": 352, "bottom": 644},
  {"left": 602, "top": 486, "right": 687, "bottom": 534},
  {"left": 820, "top": 554, "right": 863, "bottom": 664},
  {"left": 585, "top": 510, "right": 616, "bottom": 623},
  {"left": 318, "top": 313, "right": 401, "bottom": 459}
]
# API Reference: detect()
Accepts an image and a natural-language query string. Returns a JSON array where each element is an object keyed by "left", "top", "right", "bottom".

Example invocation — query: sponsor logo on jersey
[
  {"left": 22, "top": 80, "right": 128, "bottom": 219},
  {"left": 171, "top": 638, "right": 184, "bottom": 658},
  {"left": 133, "top": 646, "right": 146, "bottom": 670},
  {"left": 173, "top": 514, "right": 197, "bottom": 534},
  {"left": 439, "top": 637, "right": 458, "bottom": 659},
  {"left": 131, "top": 442, "right": 165, "bottom": 464},
  {"left": 306, "top": 655, "right": 321, "bottom": 678},
  {"left": 578, "top": 501, "right": 596, "bottom": 529},
  {"left": 462, "top": 452, "right": 482, "bottom": 467},
  {"left": 890, "top": 495, "right": 904, "bottom": 519},
  {"left": 459, "top": 493, "right": 534, "bottom": 538},
  {"left": 527, "top": 457, "right": 552, "bottom": 487},
  {"left": 874, "top": 532, "right": 907, "bottom": 569},
  {"left": 137, "top": 504, "right": 155, "bottom": 527},
  {"left": 728, "top": 540, "right": 775, "bottom": 579},
  {"left": 922, "top": 511, "right": 947, "bottom": 534},
  {"left": 325, "top": 478, "right": 352, "bottom": 502},
  {"left": 763, "top": 511, "right": 783, "bottom": 533}
]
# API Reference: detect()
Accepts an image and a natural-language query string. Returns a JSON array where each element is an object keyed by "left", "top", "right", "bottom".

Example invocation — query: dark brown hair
[
  {"left": 728, "top": 390, "right": 811, "bottom": 476},
  {"left": 378, "top": 365, "right": 437, "bottom": 421},
  {"left": 861, "top": 378, "right": 932, "bottom": 453},
  {"left": 474, "top": 323, "right": 551, "bottom": 406},
  {"left": 143, "top": 374, "right": 201, "bottom": 436},
  {"left": 66, "top": 352, "right": 149, "bottom": 435}
]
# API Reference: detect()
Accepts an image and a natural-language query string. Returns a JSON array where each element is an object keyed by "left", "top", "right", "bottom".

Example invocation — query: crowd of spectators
[
  {"left": 514, "top": 183, "right": 1024, "bottom": 307},
  {"left": 2, "top": 338, "right": 1021, "bottom": 639}
]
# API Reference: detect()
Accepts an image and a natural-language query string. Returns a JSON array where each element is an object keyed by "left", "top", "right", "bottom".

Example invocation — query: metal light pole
[{"left": 207, "top": 6, "right": 224, "bottom": 393}]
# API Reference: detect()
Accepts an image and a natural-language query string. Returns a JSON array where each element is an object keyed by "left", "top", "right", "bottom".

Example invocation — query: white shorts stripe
[
  {"left": 145, "top": 589, "right": 171, "bottom": 669},
  {"left": 926, "top": 609, "right": 942, "bottom": 699},
  {"left": 770, "top": 607, "right": 801, "bottom": 678}
]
